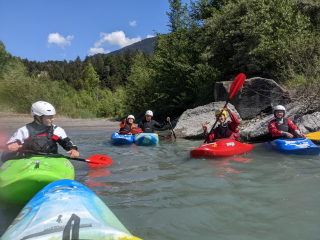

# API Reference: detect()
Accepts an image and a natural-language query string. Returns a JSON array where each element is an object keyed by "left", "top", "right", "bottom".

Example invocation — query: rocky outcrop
[
  {"left": 295, "top": 112, "right": 320, "bottom": 134},
  {"left": 174, "top": 102, "right": 241, "bottom": 138},
  {"left": 240, "top": 103, "right": 307, "bottom": 141},
  {"left": 214, "top": 77, "right": 291, "bottom": 119}
]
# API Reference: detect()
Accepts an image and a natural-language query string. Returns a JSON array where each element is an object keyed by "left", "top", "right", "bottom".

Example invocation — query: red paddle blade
[
  {"left": 85, "top": 154, "right": 113, "bottom": 168},
  {"left": 164, "top": 136, "right": 172, "bottom": 139},
  {"left": 131, "top": 127, "right": 143, "bottom": 134},
  {"left": 229, "top": 73, "right": 246, "bottom": 99}
]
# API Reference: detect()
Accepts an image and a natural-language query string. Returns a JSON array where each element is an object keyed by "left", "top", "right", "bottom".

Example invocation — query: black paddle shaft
[{"left": 204, "top": 99, "right": 230, "bottom": 143}]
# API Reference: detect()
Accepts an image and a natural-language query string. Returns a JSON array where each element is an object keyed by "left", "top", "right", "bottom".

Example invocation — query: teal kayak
[
  {"left": 134, "top": 133, "right": 159, "bottom": 145},
  {"left": 0, "top": 155, "right": 74, "bottom": 204},
  {"left": 1, "top": 179, "right": 141, "bottom": 240}
]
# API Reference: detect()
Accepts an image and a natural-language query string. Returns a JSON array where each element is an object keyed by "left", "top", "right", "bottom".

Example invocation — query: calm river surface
[{"left": 1, "top": 130, "right": 320, "bottom": 240}]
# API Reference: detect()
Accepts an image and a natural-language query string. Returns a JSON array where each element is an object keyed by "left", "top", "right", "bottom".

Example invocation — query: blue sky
[{"left": 0, "top": 0, "right": 189, "bottom": 62}]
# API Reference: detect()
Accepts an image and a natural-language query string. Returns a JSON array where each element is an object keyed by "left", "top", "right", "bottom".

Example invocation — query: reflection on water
[
  {"left": 0, "top": 130, "right": 320, "bottom": 240},
  {"left": 206, "top": 154, "right": 253, "bottom": 177},
  {"left": 85, "top": 165, "right": 112, "bottom": 189}
]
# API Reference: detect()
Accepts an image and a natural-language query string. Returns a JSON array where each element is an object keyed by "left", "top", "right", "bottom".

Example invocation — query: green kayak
[{"left": 0, "top": 155, "right": 75, "bottom": 204}]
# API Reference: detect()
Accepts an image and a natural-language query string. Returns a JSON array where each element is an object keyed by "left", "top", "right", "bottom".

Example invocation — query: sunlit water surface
[{"left": 1, "top": 130, "right": 320, "bottom": 240}]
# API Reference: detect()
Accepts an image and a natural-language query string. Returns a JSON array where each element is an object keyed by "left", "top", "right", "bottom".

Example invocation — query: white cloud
[
  {"left": 129, "top": 21, "right": 137, "bottom": 27},
  {"left": 147, "top": 35, "right": 155, "bottom": 38},
  {"left": 47, "top": 33, "right": 74, "bottom": 49},
  {"left": 88, "top": 47, "right": 110, "bottom": 55},
  {"left": 94, "top": 31, "right": 141, "bottom": 48}
]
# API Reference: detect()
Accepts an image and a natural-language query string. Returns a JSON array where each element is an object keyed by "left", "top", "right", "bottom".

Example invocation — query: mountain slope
[{"left": 94, "top": 37, "right": 157, "bottom": 58}]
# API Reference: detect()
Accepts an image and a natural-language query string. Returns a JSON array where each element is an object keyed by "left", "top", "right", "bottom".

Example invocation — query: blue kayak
[
  {"left": 134, "top": 133, "right": 159, "bottom": 145},
  {"left": 111, "top": 132, "right": 134, "bottom": 144},
  {"left": 1, "top": 179, "right": 141, "bottom": 240},
  {"left": 264, "top": 138, "right": 320, "bottom": 155}
]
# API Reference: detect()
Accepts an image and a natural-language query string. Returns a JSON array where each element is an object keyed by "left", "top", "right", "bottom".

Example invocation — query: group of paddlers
[
  {"left": 1, "top": 101, "right": 305, "bottom": 162},
  {"left": 202, "top": 104, "right": 305, "bottom": 143}
]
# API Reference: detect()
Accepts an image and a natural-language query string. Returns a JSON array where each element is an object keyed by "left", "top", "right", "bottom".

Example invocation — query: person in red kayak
[
  {"left": 202, "top": 105, "right": 240, "bottom": 143},
  {"left": 119, "top": 115, "right": 135, "bottom": 135},
  {"left": 2, "top": 101, "right": 79, "bottom": 161},
  {"left": 268, "top": 105, "right": 305, "bottom": 138}
]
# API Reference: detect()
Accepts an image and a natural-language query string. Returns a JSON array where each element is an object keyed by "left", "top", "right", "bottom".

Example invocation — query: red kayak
[{"left": 190, "top": 139, "right": 254, "bottom": 158}]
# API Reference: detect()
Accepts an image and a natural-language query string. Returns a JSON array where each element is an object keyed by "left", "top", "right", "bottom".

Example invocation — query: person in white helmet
[
  {"left": 119, "top": 115, "right": 135, "bottom": 135},
  {"left": 3, "top": 101, "right": 79, "bottom": 161},
  {"left": 138, "top": 110, "right": 170, "bottom": 133},
  {"left": 268, "top": 105, "right": 305, "bottom": 138}
]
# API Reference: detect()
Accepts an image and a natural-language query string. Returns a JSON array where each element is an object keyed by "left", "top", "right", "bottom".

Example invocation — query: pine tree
[{"left": 81, "top": 63, "right": 100, "bottom": 96}]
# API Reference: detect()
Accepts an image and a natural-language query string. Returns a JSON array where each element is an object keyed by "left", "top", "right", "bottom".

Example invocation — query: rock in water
[
  {"left": 174, "top": 102, "right": 241, "bottom": 138},
  {"left": 215, "top": 77, "right": 291, "bottom": 119}
]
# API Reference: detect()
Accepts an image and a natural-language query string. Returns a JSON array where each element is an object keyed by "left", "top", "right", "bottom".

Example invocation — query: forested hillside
[
  {"left": 94, "top": 36, "right": 157, "bottom": 58},
  {"left": 0, "top": 0, "right": 319, "bottom": 118}
]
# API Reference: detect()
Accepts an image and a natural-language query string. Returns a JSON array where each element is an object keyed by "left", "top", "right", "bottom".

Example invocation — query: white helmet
[
  {"left": 31, "top": 101, "right": 56, "bottom": 117},
  {"left": 274, "top": 105, "right": 285, "bottom": 117},
  {"left": 127, "top": 115, "right": 135, "bottom": 120},
  {"left": 145, "top": 110, "right": 153, "bottom": 116}
]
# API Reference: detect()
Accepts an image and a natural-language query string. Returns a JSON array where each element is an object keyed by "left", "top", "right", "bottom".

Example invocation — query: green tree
[
  {"left": 81, "top": 63, "right": 100, "bottom": 96},
  {"left": 126, "top": 51, "right": 154, "bottom": 114},
  {"left": 0, "top": 40, "right": 14, "bottom": 78},
  {"left": 201, "top": 0, "right": 312, "bottom": 75}
]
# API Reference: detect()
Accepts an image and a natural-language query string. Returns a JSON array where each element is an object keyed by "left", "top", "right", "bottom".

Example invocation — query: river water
[{"left": 1, "top": 130, "right": 320, "bottom": 240}]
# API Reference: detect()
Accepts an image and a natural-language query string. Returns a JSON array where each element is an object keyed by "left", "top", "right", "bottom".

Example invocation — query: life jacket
[
  {"left": 217, "top": 123, "right": 228, "bottom": 137},
  {"left": 217, "top": 123, "right": 238, "bottom": 139},
  {"left": 22, "top": 123, "right": 59, "bottom": 153},
  {"left": 275, "top": 118, "right": 290, "bottom": 133},
  {"left": 119, "top": 122, "right": 132, "bottom": 134},
  {"left": 140, "top": 120, "right": 154, "bottom": 133}
]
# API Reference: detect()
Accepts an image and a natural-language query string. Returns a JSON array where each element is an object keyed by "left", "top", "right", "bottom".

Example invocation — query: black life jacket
[
  {"left": 119, "top": 122, "right": 132, "bottom": 134},
  {"left": 140, "top": 120, "right": 154, "bottom": 133},
  {"left": 22, "top": 123, "right": 59, "bottom": 153},
  {"left": 216, "top": 123, "right": 228, "bottom": 138},
  {"left": 276, "top": 118, "right": 290, "bottom": 133}
]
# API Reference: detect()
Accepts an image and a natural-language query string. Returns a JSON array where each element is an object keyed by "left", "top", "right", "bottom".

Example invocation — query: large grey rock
[
  {"left": 174, "top": 102, "right": 241, "bottom": 138},
  {"left": 214, "top": 77, "right": 291, "bottom": 120},
  {"left": 240, "top": 103, "right": 306, "bottom": 141},
  {"left": 295, "top": 112, "right": 320, "bottom": 134}
]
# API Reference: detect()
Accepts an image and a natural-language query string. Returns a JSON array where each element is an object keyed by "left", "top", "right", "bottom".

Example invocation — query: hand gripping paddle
[
  {"left": 0, "top": 146, "right": 113, "bottom": 168},
  {"left": 204, "top": 73, "right": 246, "bottom": 143}
]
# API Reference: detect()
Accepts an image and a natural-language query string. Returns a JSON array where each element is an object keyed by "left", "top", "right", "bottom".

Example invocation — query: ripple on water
[{"left": 1, "top": 131, "right": 320, "bottom": 240}]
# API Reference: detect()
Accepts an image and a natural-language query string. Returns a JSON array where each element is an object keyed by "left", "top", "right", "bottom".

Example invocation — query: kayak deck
[
  {"left": 264, "top": 138, "right": 320, "bottom": 155},
  {"left": 190, "top": 139, "right": 254, "bottom": 158},
  {"left": 134, "top": 133, "right": 159, "bottom": 145},
  {"left": 111, "top": 132, "right": 134, "bottom": 144},
  {"left": 1, "top": 179, "right": 141, "bottom": 240},
  {"left": 0, "top": 156, "right": 74, "bottom": 204}
]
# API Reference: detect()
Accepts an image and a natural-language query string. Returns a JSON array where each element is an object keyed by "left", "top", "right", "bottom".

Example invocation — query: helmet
[
  {"left": 274, "top": 105, "right": 286, "bottom": 117},
  {"left": 127, "top": 115, "right": 135, "bottom": 120},
  {"left": 145, "top": 110, "right": 153, "bottom": 116},
  {"left": 215, "top": 109, "right": 227, "bottom": 119},
  {"left": 31, "top": 101, "right": 56, "bottom": 117}
]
